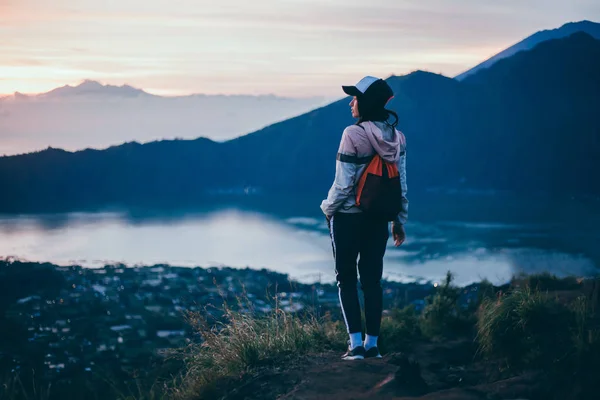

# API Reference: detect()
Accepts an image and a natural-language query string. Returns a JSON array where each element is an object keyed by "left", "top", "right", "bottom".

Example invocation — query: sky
[{"left": 1, "top": 0, "right": 599, "bottom": 97}]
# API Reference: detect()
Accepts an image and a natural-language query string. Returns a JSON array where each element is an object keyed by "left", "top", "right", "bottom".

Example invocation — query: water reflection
[{"left": 1, "top": 199, "right": 599, "bottom": 286}]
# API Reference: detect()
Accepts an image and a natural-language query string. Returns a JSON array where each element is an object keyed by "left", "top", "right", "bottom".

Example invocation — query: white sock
[
  {"left": 349, "top": 332, "right": 363, "bottom": 349},
  {"left": 364, "top": 334, "right": 378, "bottom": 350}
]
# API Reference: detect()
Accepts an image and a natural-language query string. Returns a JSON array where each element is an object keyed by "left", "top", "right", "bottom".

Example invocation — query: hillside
[
  {"left": 160, "top": 273, "right": 600, "bottom": 400},
  {"left": 455, "top": 20, "right": 600, "bottom": 80},
  {"left": 3, "top": 261, "right": 599, "bottom": 400}
]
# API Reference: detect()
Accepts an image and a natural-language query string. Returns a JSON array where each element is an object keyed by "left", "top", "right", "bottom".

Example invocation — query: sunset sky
[{"left": 1, "top": 0, "right": 599, "bottom": 97}]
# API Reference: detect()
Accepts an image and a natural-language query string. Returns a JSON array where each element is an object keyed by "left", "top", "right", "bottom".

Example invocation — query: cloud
[
  {"left": 0, "top": 58, "right": 45, "bottom": 67},
  {"left": 1, "top": 0, "right": 599, "bottom": 96}
]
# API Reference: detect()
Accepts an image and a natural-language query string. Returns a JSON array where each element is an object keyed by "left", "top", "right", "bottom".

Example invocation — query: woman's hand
[{"left": 392, "top": 222, "right": 406, "bottom": 247}]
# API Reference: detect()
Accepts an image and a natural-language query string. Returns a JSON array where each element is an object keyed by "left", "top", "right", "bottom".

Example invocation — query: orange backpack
[{"left": 355, "top": 133, "right": 405, "bottom": 221}]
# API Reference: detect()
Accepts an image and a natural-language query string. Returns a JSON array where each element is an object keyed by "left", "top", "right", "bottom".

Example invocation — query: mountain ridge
[
  {"left": 455, "top": 20, "right": 600, "bottom": 80},
  {"left": 0, "top": 80, "right": 329, "bottom": 102},
  {"left": 40, "top": 80, "right": 152, "bottom": 99},
  {"left": 0, "top": 32, "right": 598, "bottom": 212}
]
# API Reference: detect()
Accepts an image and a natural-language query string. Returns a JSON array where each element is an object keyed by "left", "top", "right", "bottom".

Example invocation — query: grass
[
  {"left": 477, "top": 288, "right": 575, "bottom": 370},
  {"left": 0, "top": 373, "right": 52, "bottom": 400},
  {"left": 168, "top": 298, "right": 346, "bottom": 400},
  {"left": 476, "top": 277, "right": 600, "bottom": 397},
  {"left": 165, "top": 274, "right": 600, "bottom": 399},
  {"left": 167, "top": 271, "right": 494, "bottom": 398}
]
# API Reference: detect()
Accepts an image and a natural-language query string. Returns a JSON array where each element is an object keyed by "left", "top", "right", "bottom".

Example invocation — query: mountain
[
  {"left": 0, "top": 81, "right": 330, "bottom": 156},
  {"left": 0, "top": 32, "right": 599, "bottom": 213},
  {"left": 458, "top": 32, "right": 600, "bottom": 194},
  {"left": 455, "top": 20, "right": 600, "bottom": 80},
  {"left": 40, "top": 80, "right": 151, "bottom": 99},
  {"left": 1, "top": 80, "right": 152, "bottom": 101}
]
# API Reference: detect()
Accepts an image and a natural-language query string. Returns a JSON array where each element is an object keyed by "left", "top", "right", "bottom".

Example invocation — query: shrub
[
  {"left": 571, "top": 293, "right": 600, "bottom": 394},
  {"left": 477, "top": 288, "right": 575, "bottom": 371},
  {"left": 476, "top": 279, "right": 496, "bottom": 304},
  {"left": 419, "top": 271, "right": 473, "bottom": 338},
  {"left": 379, "top": 305, "right": 421, "bottom": 354},
  {"left": 513, "top": 272, "right": 580, "bottom": 292}
]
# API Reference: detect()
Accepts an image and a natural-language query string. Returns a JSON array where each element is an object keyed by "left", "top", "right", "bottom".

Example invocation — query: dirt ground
[{"left": 209, "top": 339, "right": 551, "bottom": 400}]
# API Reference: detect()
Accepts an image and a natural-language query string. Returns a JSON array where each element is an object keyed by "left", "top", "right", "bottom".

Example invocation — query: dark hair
[{"left": 356, "top": 96, "right": 399, "bottom": 128}]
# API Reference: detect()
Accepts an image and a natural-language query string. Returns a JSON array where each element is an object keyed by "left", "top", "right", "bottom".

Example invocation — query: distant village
[{"left": 1, "top": 261, "right": 483, "bottom": 387}]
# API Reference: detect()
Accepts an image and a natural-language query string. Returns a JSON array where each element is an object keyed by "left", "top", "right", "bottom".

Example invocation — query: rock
[{"left": 392, "top": 353, "right": 429, "bottom": 394}]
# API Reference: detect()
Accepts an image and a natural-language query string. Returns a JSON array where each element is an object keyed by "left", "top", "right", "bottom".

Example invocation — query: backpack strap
[{"left": 344, "top": 123, "right": 374, "bottom": 164}]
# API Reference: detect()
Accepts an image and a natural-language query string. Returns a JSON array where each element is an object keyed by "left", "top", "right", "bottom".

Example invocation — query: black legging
[{"left": 329, "top": 212, "right": 389, "bottom": 336}]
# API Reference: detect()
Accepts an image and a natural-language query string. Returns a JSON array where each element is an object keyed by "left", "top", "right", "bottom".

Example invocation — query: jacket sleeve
[
  {"left": 320, "top": 128, "right": 359, "bottom": 216},
  {"left": 396, "top": 146, "right": 409, "bottom": 225}
]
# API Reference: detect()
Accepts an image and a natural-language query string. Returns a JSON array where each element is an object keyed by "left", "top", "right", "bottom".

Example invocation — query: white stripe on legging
[
  {"left": 330, "top": 216, "right": 350, "bottom": 334},
  {"left": 329, "top": 215, "right": 336, "bottom": 258},
  {"left": 338, "top": 287, "right": 351, "bottom": 334}
]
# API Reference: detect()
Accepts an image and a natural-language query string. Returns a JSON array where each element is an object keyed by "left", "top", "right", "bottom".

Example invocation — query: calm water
[{"left": 1, "top": 194, "right": 599, "bottom": 286}]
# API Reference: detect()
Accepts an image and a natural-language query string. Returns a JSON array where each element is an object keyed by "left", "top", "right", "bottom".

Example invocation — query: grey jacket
[{"left": 320, "top": 121, "right": 408, "bottom": 224}]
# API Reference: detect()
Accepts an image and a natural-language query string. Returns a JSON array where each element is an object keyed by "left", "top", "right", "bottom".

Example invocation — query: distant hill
[
  {"left": 40, "top": 80, "right": 152, "bottom": 99},
  {"left": 0, "top": 33, "right": 599, "bottom": 213},
  {"left": 455, "top": 20, "right": 600, "bottom": 80},
  {"left": 0, "top": 81, "right": 330, "bottom": 156}
]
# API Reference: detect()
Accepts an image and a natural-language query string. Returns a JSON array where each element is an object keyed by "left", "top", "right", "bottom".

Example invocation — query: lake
[{"left": 1, "top": 193, "right": 599, "bottom": 286}]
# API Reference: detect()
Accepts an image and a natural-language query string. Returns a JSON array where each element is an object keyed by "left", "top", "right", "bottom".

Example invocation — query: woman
[{"left": 321, "top": 76, "right": 408, "bottom": 360}]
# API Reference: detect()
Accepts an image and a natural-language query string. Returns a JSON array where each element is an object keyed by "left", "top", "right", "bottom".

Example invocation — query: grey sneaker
[{"left": 342, "top": 345, "right": 366, "bottom": 360}]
